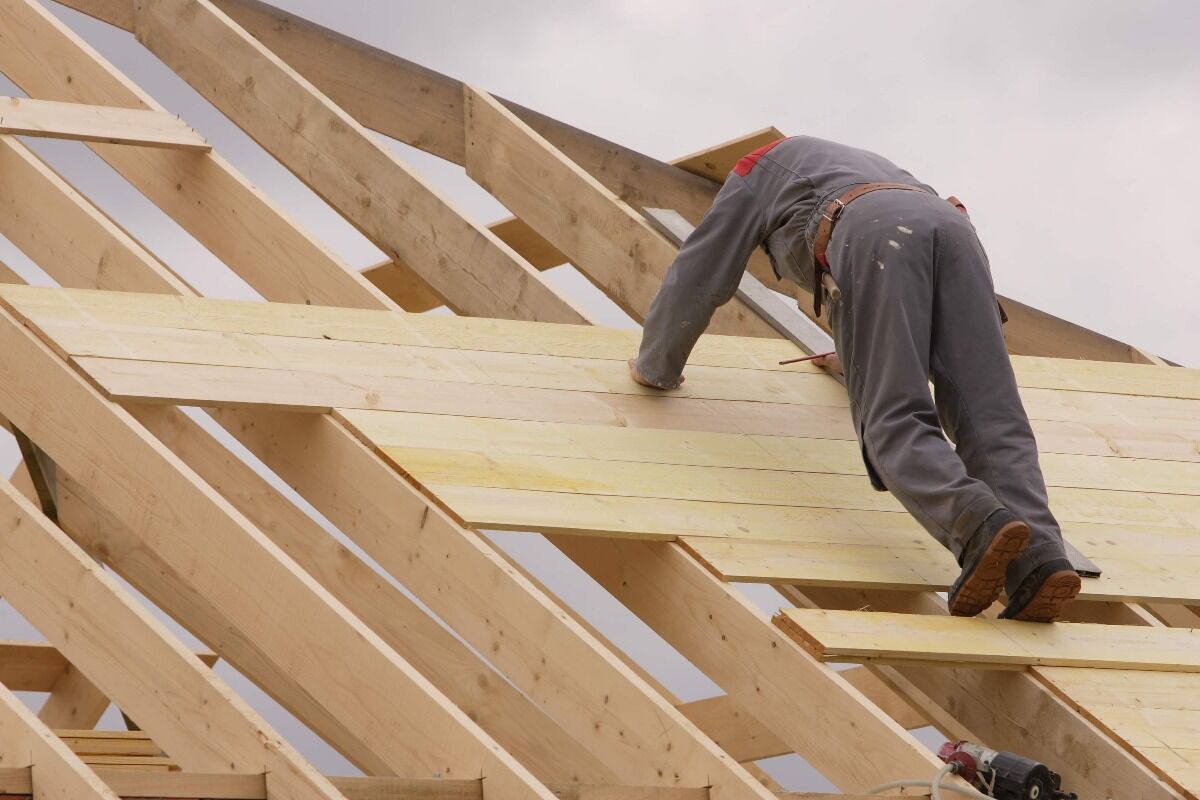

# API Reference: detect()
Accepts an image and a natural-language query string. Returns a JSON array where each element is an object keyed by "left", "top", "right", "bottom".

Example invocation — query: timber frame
[{"left": 0, "top": 2, "right": 1193, "bottom": 800}]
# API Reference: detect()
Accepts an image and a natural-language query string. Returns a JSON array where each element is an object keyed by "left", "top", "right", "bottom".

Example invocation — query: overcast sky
[{"left": 0, "top": 0, "right": 1197, "bottom": 793}]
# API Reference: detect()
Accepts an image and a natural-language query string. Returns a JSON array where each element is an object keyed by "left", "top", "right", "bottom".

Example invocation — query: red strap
[{"left": 732, "top": 137, "right": 788, "bottom": 177}]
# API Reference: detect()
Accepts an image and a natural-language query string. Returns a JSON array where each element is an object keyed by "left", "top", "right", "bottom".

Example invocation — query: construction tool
[
  {"left": 937, "top": 741, "right": 1076, "bottom": 800},
  {"left": 778, "top": 351, "right": 836, "bottom": 366}
]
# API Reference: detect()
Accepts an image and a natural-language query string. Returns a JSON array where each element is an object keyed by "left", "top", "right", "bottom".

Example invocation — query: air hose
[{"left": 866, "top": 762, "right": 994, "bottom": 799}]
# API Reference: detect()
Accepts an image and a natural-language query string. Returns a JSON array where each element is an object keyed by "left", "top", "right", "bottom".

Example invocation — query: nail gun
[{"left": 939, "top": 741, "right": 1077, "bottom": 800}]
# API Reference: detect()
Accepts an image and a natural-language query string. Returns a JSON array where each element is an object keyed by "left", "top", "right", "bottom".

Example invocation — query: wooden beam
[
  {"left": 671, "top": 128, "right": 784, "bottom": 183},
  {"left": 776, "top": 608, "right": 1200, "bottom": 672},
  {"left": 132, "top": 0, "right": 592, "bottom": 325},
  {"left": 37, "top": 665, "right": 110, "bottom": 730},
  {"left": 463, "top": 86, "right": 776, "bottom": 336},
  {"left": 0, "top": 681, "right": 117, "bottom": 800},
  {"left": 785, "top": 586, "right": 1184, "bottom": 800},
  {"left": 0, "top": 309, "right": 558, "bottom": 799},
  {"left": 0, "top": 96, "right": 209, "bottom": 150},
  {"left": 0, "top": 477, "right": 350, "bottom": 800},
  {"left": 0, "top": 641, "right": 68, "bottom": 691},
  {"left": 0, "top": 0, "right": 392, "bottom": 310}
]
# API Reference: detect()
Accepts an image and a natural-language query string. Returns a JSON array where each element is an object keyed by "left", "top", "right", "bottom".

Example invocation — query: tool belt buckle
[{"left": 820, "top": 198, "right": 846, "bottom": 225}]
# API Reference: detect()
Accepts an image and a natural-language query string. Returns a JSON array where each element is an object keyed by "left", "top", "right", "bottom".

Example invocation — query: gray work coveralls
[{"left": 635, "top": 135, "right": 1066, "bottom": 593}]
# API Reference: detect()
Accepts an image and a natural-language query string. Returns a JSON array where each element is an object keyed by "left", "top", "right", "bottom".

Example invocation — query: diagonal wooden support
[
  {"left": 0, "top": 95, "right": 209, "bottom": 150},
  {"left": 0, "top": 680, "right": 117, "bottom": 800},
  {"left": 0, "top": 306, "right": 559, "bottom": 800},
  {"left": 1, "top": 4, "right": 773, "bottom": 794},
  {"left": 462, "top": 86, "right": 776, "bottom": 337},
  {"left": 0, "top": 477, "right": 348, "bottom": 800},
  {"left": 132, "top": 0, "right": 593, "bottom": 325}
]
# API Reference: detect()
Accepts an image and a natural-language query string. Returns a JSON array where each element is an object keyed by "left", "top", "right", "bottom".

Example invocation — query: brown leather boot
[
  {"left": 1000, "top": 559, "right": 1082, "bottom": 623},
  {"left": 947, "top": 510, "right": 1030, "bottom": 617}
]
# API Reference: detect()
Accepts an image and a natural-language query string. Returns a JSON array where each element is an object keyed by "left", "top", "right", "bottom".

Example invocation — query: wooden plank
[
  {"left": 775, "top": 609, "right": 1200, "bottom": 672},
  {"left": 58, "top": 731, "right": 162, "bottom": 758},
  {"left": 463, "top": 86, "right": 776, "bottom": 336},
  {"left": 0, "top": 681, "right": 117, "bottom": 800},
  {"left": 344, "top": 411, "right": 1200, "bottom": 496},
  {"left": 133, "top": 0, "right": 592, "bottom": 326},
  {"left": 0, "top": 641, "right": 68, "bottom": 692},
  {"left": 0, "top": 257, "right": 20, "bottom": 284},
  {"left": 0, "top": 478, "right": 349, "bottom": 800},
  {"left": 6, "top": 286, "right": 1193, "bottom": 401},
  {"left": 0, "top": 311, "right": 556, "bottom": 799},
  {"left": 0, "top": 96, "right": 208, "bottom": 151},
  {"left": 672, "top": 128, "right": 784, "bottom": 182},
  {"left": 97, "top": 769, "right": 265, "bottom": 799},
  {"left": 0, "top": 0, "right": 394, "bottom": 311},
  {"left": 681, "top": 536, "right": 1197, "bottom": 604}
]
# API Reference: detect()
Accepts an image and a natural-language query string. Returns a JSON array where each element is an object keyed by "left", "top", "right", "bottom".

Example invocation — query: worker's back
[{"left": 743, "top": 136, "right": 935, "bottom": 289}]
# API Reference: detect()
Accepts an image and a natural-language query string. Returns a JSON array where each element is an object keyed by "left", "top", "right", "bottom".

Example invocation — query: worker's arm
[{"left": 634, "top": 174, "right": 767, "bottom": 389}]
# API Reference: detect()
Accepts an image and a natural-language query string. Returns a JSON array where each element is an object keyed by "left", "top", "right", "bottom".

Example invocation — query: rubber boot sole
[
  {"left": 948, "top": 521, "right": 1030, "bottom": 617},
  {"left": 1008, "top": 569, "right": 1082, "bottom": 623}
]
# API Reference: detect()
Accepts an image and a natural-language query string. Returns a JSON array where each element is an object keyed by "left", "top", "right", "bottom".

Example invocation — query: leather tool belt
[{"left": 811, "top": 182, "right": 933, "bottom": 318}]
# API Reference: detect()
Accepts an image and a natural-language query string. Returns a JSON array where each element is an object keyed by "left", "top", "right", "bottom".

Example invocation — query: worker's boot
[
  {"left": 947, "top": 510, "right": 1030, "bottom": 617},
  {"left": 999, "top": 559, "right": 1082, "bottom": 623}
]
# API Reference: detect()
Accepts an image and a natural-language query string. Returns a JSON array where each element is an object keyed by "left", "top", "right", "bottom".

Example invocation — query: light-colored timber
[
  {"left": 0, "top": 96, "right": 209, "bottom": 150},
  {"left": 0, "top": 2, "right": 1192, "bottom": 799}
]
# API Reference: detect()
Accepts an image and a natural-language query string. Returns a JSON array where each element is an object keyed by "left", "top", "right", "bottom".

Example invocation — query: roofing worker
[{"left": 629, "top": 136, "right": 1082, "bottom": 622}]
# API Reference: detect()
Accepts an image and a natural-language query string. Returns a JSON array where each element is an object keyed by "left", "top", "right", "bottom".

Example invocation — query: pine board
[{"left": 775, "top": 609, "right": 1200, "bottom": 672}]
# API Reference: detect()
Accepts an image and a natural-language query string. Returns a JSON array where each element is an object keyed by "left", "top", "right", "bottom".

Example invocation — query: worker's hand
[
  {"left": 628, "top": 358, "right": 684, "bottom": 390},
  {"left": 812, "top": 352, "right": 843, "bottom": 376}
]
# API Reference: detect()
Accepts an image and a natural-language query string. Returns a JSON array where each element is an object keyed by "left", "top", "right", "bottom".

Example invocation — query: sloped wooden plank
[
  {"left": 0, "top": 97, "right": 209, "bottom": 150},
  {"left": 775, "top": 609, "right": 1200, "bottom": 672},
  {"left": 672, "top": 128, "right": 785, "bottom": 182}
]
